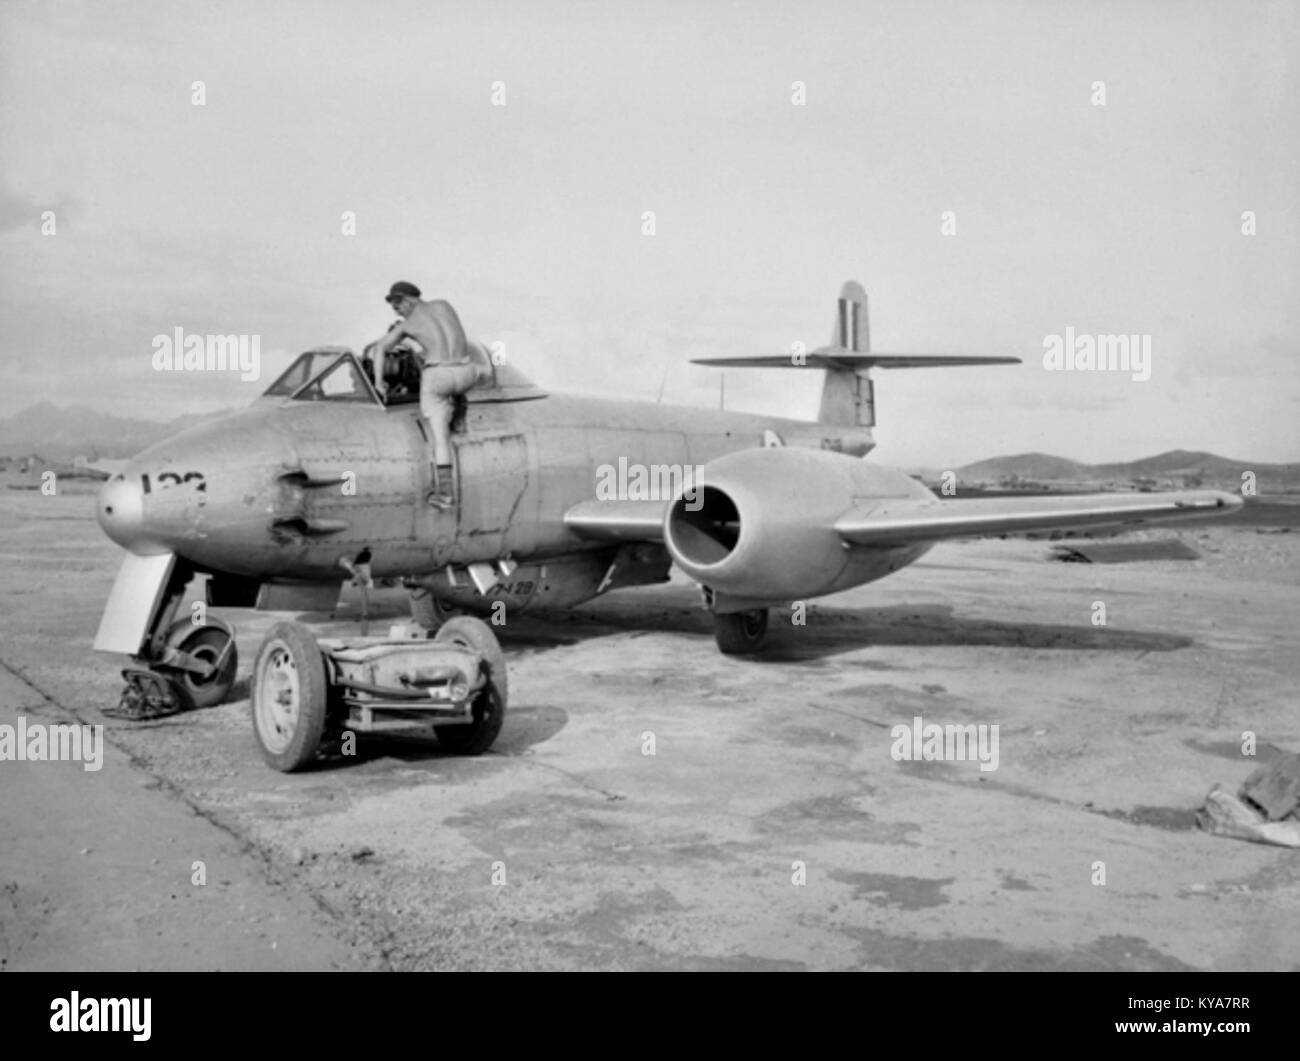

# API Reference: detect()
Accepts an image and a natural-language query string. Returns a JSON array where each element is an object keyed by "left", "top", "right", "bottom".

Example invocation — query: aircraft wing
[
  {"left": 565, "top": 490, "right": 1242, "bottom": 547},
  {"left": 564, "top": 499, "right": 667, "bottom": 541},
  {"left": 834, "top": 491, "right": 1241, "bottom": 547}
]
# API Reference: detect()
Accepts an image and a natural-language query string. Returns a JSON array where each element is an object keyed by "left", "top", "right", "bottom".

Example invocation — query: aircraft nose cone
[{"left": 97, "top": 474, "right": 167, "bottom": 555}]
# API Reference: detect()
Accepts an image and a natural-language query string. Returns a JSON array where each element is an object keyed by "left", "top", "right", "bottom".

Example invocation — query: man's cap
[{"left": 386, "top": 281, "right": 421, "bottom": 303}]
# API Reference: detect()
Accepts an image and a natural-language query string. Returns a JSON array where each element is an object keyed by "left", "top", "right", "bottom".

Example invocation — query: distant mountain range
[
  {"left": 0, "top": 405, "right": 1295, "bottom": 493},
  {"left": 0, "top": 402, "right": 235, "bottom": 462},
  {"left": 946, "top": 450, "right": 1300, "bottom": 492}
]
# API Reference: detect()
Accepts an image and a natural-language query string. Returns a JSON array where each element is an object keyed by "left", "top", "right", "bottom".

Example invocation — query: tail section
[
  {"left": 691, "top": 280, "right": 1020, "bottom": 429},
  {"left": 824, "top": 281, "right": 872, "bottom": 424}
]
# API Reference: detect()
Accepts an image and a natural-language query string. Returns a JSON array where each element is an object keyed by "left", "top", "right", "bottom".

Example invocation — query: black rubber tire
[
  {"left": 433, "top": 616, "right": 507, "bottom": 754},
  {"left": 251, "top": 622, "right": 329, "bottom": 772},
  {"left": 173, "top": 626, "right": 238, "bottom": 708},
  {"left": 713, "top": 608, "right": 769, "bottom": 654}
]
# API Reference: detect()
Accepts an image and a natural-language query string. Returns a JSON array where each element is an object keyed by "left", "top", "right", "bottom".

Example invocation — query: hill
[
  {"left": 0, "top": 403, "right": 236, "bottom": 462},
  {"left": 954, "top": 450, "right": 1300, "bottom": 492}
]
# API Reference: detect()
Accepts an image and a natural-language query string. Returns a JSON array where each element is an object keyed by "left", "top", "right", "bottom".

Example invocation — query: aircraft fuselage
[{"left": 96, "top": 386, "right": 928, "bottom": 614}]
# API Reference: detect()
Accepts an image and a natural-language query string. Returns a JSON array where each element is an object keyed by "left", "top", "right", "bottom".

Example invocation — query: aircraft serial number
[
  {"left": 491, "top": 581, "right": 535, "bottom": 597},
  {"left": 141, "top": 471, "right": 206, "bottom": 494}
]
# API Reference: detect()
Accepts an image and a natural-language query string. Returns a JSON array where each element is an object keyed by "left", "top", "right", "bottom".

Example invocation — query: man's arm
[{"left": 368, "top": 321, "right": 409, "bottom": 397}]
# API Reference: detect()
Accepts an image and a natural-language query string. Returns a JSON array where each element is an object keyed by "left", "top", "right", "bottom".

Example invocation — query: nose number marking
[{"left": 141, "top": 471, "right": 207, "bottom": 495}]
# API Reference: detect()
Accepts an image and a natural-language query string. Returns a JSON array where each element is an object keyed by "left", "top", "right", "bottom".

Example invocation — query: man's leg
[
  {"left": 420, "top": 362, "right": 482, "bottom": 507},
  {"left": 419, "top": 370, "right": 456, "bottom": 508}
]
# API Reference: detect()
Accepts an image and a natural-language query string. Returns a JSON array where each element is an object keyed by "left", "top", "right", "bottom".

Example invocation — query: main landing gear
[{"left": 702, "top": 586, "right": 769, "bottom": 655}]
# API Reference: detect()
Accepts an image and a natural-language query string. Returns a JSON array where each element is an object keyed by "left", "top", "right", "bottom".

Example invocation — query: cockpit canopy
[
  {"left": 262, "top": 348, "right": 374, "bottom": 402},
  {"left": 261, "top": 343, "right": 545, "bottom": 407}
]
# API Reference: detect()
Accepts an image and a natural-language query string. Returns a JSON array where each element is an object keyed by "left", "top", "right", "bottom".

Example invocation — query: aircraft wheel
[
  {"left": 251, "top": 622, "right": 328, "bottom": 772},
  {"left": 433, "top": 617, "right": 507, "bottom": 754},
  {"left": 173, "top": 625, "right": 238, "bottom": 707},
  {"left": 713, "top": 608, "right": 768, "bottom": 654}
]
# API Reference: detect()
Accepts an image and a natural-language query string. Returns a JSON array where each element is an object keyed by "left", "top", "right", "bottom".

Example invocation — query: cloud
[
  {"left": 0, "top": 177, "right": 76, "bottom": 235},
  {"left": 0, "top": 183, "right": 42, "bottom": 234}
]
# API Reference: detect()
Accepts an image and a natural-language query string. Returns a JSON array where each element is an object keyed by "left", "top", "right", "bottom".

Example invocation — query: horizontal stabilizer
[
  {"left": 835, "top": 491, "right": 1242, "bottom": 547},
  {"left": 691, "top": 351, "right": 1020, "bottom": 370},
  {"left": 691, "top": 282, "right": 1019, "bottom": 427}
]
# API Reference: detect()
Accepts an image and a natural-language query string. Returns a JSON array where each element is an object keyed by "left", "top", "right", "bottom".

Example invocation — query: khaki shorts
[{"left": 420, "top": 361, "right": 480, "bottom": 418}]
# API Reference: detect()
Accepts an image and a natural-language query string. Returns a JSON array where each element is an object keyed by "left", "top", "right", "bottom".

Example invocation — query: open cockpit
[{"left": 261, "top": 343, "right": 545, "bottom": 408}]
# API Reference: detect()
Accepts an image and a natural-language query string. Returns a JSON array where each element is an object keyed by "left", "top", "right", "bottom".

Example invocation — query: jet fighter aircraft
[{"left": 93, "top": 281, "right": 1242, "bottom": 709}]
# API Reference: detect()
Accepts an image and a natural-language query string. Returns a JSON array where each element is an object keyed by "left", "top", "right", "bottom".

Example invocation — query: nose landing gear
[
  {"left": 102, "top": 560, "right": 239, "bottom": 720},
  {"left": 161, "top": 621, "right": 238, "bottom": 707},
  {"left": 105, "top": 620, "right": 238, "bottom": 720}
]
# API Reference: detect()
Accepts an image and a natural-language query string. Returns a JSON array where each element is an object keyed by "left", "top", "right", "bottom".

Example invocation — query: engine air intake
[{"left": 666, "top": 487, "right": 740, "bottom": 568}]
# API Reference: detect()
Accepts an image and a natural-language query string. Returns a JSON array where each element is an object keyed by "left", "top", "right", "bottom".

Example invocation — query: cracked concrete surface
[{"left": 1, "top": 485, "right": 1297, "bottom": 970}]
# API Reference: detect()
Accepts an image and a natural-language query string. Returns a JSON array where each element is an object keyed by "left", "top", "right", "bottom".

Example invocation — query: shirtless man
[{"left": 369, "top": 281, "right": 480, "bottom": 508}]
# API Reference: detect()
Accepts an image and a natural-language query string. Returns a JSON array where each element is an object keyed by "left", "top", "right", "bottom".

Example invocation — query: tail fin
[
  {"left": 823, "top": 281, "right": 872, "bottom": 424},
  {"left": 834, "top": 280, "right": 870, "bottom": 352},
  {"left": 691, "top": 280, "right": 1020, "bottom": 428}
]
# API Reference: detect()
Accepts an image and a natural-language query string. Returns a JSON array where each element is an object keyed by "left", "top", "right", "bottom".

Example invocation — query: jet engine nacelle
[{"left": 663, "top": 446, "right": 934, "bottom": 604}]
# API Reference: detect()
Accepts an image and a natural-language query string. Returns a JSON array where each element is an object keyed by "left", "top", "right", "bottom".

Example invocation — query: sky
[{"left": 0, "top": 0, "right": 1296, "bottom": 466}]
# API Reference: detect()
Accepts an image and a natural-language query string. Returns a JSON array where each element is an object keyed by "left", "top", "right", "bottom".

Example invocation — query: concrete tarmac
[{"left": 1, "top": 485, "right": 1297, "bottom": 970}]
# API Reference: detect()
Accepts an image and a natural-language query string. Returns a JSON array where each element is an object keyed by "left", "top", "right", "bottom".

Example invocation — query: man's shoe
[{"left": 426, "top": 489, "right": 454, "bottom": 509}]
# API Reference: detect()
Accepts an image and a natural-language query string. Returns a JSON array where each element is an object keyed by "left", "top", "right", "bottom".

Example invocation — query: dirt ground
[{"left": 1, "top": 482, "right": 1297, "bottom": 971}]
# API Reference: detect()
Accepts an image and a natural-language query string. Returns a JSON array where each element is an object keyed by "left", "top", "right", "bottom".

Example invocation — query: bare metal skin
[{"left": 95, "top": 282, "right": 1242, "bottom": 657}]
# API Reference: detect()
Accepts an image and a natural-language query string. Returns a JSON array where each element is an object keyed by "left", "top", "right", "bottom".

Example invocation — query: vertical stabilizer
[
  {"left": 833, "top": 281, "right": 870, "bottom": 352},
  {"left": 821, "top": 281, "right": 875, "bottom": 426}
]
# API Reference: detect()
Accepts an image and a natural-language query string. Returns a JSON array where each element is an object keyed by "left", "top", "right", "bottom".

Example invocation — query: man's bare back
[{"left": 394, "top": 300, "right": 469, "bottom": 366}]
